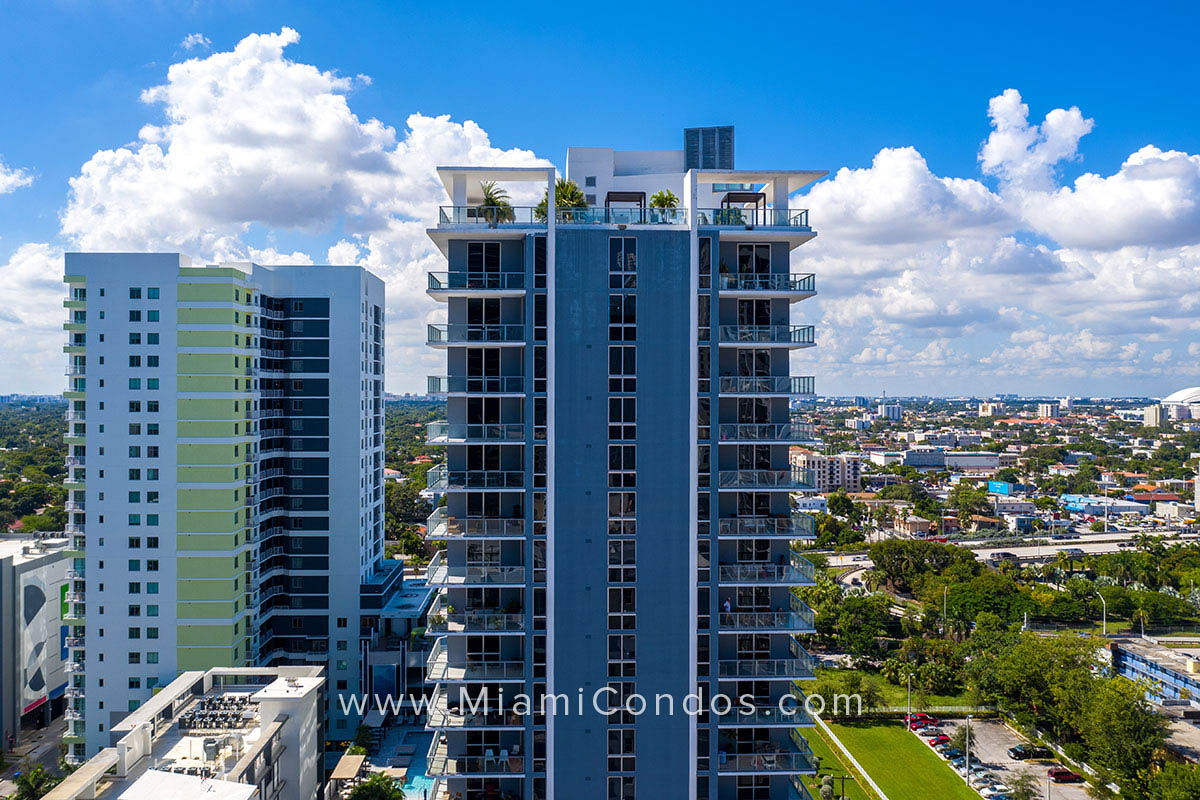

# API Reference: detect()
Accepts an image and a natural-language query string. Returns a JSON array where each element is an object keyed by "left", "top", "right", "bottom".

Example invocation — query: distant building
[
  {"left": 1059, "top": 397, "right": 1075, "bottom": 412},
  {"left": 877, "top": 403, "right": 902, "bottom": 421},
  {"left": 902, "top": 447, "right": 945, "bottom": 469},
  {"left": 896, "top": 516, "right": 932, "bottom": 537},
  {"left": 845, "top": 417, "right": 872, "bottom": 431},
  {"left": 852, "top": 396, "right": 871, "bottom": 408},
  {"left": 1145, "top": 404, "right": 1167, "bottom": 427},
  {"left": 978, "top": 401, "right": 1006, "bottom": 417},
  {"left": 790, "top": 450, "right": 862, "bottom": 492},
  {"left": 944, "top": 451, "right": 1001, "bottom": 471},
  {"left": 1037, "top": 402, "right": 1060, "bottom": 418},
  {"left": 1059, "top": 494, "right": 1150, "bottom": 516},
  {"left": 1, "top": 537, "right": 70, "bottom": 748}
]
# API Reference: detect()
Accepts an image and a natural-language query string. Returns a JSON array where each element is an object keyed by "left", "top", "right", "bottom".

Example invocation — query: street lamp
[{"left": 1096, "top": 589, "right": 1107, "bottom": 637}]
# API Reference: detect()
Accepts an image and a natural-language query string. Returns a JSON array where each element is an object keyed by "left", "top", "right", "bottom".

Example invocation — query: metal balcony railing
[
  {"left": 428, "top": 594, "right": 525, "bottom": 634},
  {"left": 697, "top": 207, "right": 810, "bottom": 228},
  {"left": 425, "top": 552, "right": 525, "bottom": 586},
  {"left": 426, "top": 642, "right": 525, "bottom": 682},
  {"left": 428, "top": 272, "right": 526, "bottom": 291},
  {"left": 715, "top": 701, "right": 814, "bottom": 727},
  {"left": 716, "top": 515, "right": 816, "bottom": 539},
  {"left": 716, "top": 731, "right": 816, "bottom": 774},
  {"left": 717, "top": 273, "right": 815, "bottom": 293},
  {"left": 426, "top": 508, "right": 525, "bottom": 539},
  {"left": 718, "top": 325, "right": 815, "bottom": 346},
  {"left": 718, "top": 599, "right": 815, "bottom": 632},
  {"left": 717, "top": 423, "right": 815, "bottom": 442},
  {"left": 427, "top": 422, "right": 526, "bottom": 443},
  {"left": 427, "top": 324, "right": 526, "bottom": 345},
  {"left": 717, "top": 654, "right": 817, "bottom": 680},
  {"left": 717, "top": 376, "right": 815, "bottom": 395},
  {"left": 717, "top": 468, "right": 815, "bottom": 490},
  {"left": 427, "top": 466, "right": 526, "bottom": 490},
  {"left": 428, "top": 375, "right": 525, "bottom": 395},
  {"left": 427, "top": 688, "right": 525, "bottom": 728}
]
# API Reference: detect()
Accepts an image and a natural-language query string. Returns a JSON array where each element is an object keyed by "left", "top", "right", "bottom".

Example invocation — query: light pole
[
  {"left": 942, "top": 585, "right": 948, "bottom": 635},
  {"left": 1096, "top": 590, "right": 1107, "bottom": 636},
  {"left": 964, "top": 714, "right": 972, "bottom": 785}
]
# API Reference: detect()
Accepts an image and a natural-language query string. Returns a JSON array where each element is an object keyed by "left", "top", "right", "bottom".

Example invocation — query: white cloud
[
  {"left": 980, "top": 88, "right": 1093, "bottom": 191},
  {"left": 180, "top": 33, "right": 211, "bottom": 51},
  {"left": 0, "top": 157, "right": 34, "bottom": 193}
]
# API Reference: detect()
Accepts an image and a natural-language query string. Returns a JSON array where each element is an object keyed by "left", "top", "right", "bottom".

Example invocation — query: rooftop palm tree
[
  {"left": 478, "top": 180, "right": 515, "bottom": 224},
  {"left": 535, "top": 178, "right": 587, "bottom": 221}
]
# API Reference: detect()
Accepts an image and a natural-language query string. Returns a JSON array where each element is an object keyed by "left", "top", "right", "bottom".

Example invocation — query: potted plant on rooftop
[
  {"left": 649, "top": 189, "right": 679, "bottom": 223},
  {"left": 534, "top": 178, "right": 588, "bottom": 223}
]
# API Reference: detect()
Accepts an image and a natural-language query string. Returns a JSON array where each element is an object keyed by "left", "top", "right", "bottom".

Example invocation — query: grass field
[
  {"left": 828, "top": 721, "right": 979, "bottom": 800},
  {"left": 797, "top": 727, "right": 876, "bottom": 800}
]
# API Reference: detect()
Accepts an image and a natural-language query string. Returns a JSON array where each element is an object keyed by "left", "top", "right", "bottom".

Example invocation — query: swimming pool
[{"left": 399, "top": 731, "right": 435, "bottom": 798}]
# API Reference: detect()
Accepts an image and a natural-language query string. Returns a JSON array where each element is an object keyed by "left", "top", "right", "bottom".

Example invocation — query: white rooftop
[
  {"left": 1162, "top": 387, "right": 1200, "bottom": 405},
  {"left": 115, "top": 770, "right": 257, "bottom": 800}
]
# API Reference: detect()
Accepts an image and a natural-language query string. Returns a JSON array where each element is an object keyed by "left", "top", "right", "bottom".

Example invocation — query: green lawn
[
  {"left": 814, "top": 668, "right": 975, "bottom": 707},
  {"left": 828, "top": 721, "right": 979, "bottom": 800},
  {"left": 797, "top": 727, "right": 877, "bottom": 800}
]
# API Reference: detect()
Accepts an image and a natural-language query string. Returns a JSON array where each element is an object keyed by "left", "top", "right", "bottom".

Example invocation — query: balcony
[
  {"left": 425, "top": 552, "right": 525, "bottom": 586},
  {"left": 718, "top": 600, "right": 815, "bottom": 633},
  {"left": 717, "top": 423, "right": 815, "bottom": 443},
  {"left": 717, "top": 554, "right": 815, "bottom": 586},
  {"left": 427, "top": 687, "right": 525, "bottom": 729},
  {"left": 718, "top": 325, "right": 815, "bottom": 347},
  {"left": 717, "top": 273, "right": 816, "bottom": 295},
  {"left": 426, "top": 734, "right": 525, "bottom": 776},
  {"left": 555, "top": 207, "right": 686, "bottom": 225},
  {"left": 427, "top": 324, "right": 526, "bottom": 347},
  {"left": 718, "top": 736, "right": 815, "bottom": 776},
  {"left": 426, "top": 508, "right": 524, "bottom": 540},
  {"left": 717, "top": 468, "right": 815, "bottom": 491},
  {"left": 428, "top": 272, "right": 526, "bottom": 296},
  {"left": 428, "top": 375, "right": 525, "bottom": 395},
  {"left": 427, "top": 422, "right": 526, "bottom": 444},
  {"left": 65, "top": 661, "right": 85, "bottom": 674},
  {"left": 715, "top": 700, "right": 814, "bottom": 728},
  {"left": 697, "top": 207, "right": 810, "bottom": 229},
  {"left": 717, "top": 654, "right": 817, "bottom": 681},
  {"left": 716, "top": 515, "right": 816, "bottom": 539},
  {"left": 438, "top": 206, "right": 542, "bottom": 226},
  {"left": 65, "top": 499, "right": 86, "bottom": 512},
  {"left": 718, "top": 376, "right": 815, "bottom": 396},
  {"left": 426, "top": 641, "right": 525, "bottom": 682},
  {"left": 427, "top": 465, "right": 526, "bottom": 491}
]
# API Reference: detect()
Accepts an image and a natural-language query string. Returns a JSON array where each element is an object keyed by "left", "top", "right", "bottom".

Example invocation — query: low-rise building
[
  {"left": 790, "top": 450, "right": 863, "bottom": 492},
  {"left": 1059, "top": 494, "right": 1151, "bottom": 516},
  {"left": 896, "top": 516, "right": 932, "bottom": 537},
  {"left": 2, "top": 535, "right": 70, "bottom": 747},
  {"left": 944, "top": 451, "right": 1001, "bottom": 471},
  {"left": 45, "top": 667, "right": 325, "bottom": 800}
]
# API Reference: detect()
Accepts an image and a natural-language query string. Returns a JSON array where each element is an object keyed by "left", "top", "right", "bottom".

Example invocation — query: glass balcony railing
[
  {"left": 426, "top": 560, "right": 526, "bottom": 587},
  {"left": 718, "top": 376, "right": 815, "bottom": 395},
  {"left": 718, "top": 325, "right": 815, "bottom": 346},
  {"left": 428, "top": 272, "right": 526, "bottom": 291},
  {"left": 716, "top": 701, "right": 814, "bottom": 727},
  {"left": 717, "top": 554, "right": 815, "bottom": 585},
  {"left": 427, "top": 422, "right": 526, "bottom": 443},
  {"left": 717, "top": 654, "right": 817, "bottom": 680},
  {"left": 426, "top": 643, "right": 526, "bottom": 682},
  {"left": 718, "top": 599, "right": 815, "bottom": 632},
  {"left": 555, "top": 206, "right": 687, "bottom": 225},
  {"left": 426, "top": 508, "right": 525, "bottom": 539},
  {"left": 697, "top": 207, "right": 811, "bottom": 228},
  {"left": 426, "top": 734, "right": 525, "bottom": 775},
  {"left": 425, "top": 469, "right": 526, "bottom": 490},
  {"left": 428, "top": 375, "right": 526, "bottom": 395},
  {"left": 717, "top": 515, "right": 816, "bottom": 539},
  {"left": 427, "top": 688, "right": 525, "bottom": 728},
  {"left": 427, "top": 324, "right": 526, "bottom": 345},
  {"left": 439, "top": 206, "right": 542, "bottom": 225},
  {"left": 716, "top": 273, "right": 815, "bottom": 293},
  {"left": 717, "top": 468, "right": 815, "bottom": 490},
  {"left": 717, "top": 733, "right": 816, "bottom": 773},
  {"left": 717, "top": 423, "right": 815, "bottom": 442}
]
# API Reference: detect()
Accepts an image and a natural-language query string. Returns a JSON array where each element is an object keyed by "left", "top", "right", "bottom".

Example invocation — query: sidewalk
[{"left": 0, "top": 718, "right": 68, "bottom": 795}]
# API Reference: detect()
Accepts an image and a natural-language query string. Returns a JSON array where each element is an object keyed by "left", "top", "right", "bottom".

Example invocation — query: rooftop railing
[
  {"left": 439, "top": 206, "right": 542, "bottom": 225},
  {"left": 555, "top": 206, "right": 686, "bottom": 225},
  {"left": 717, "top": 273, "right": 815, "bottom": 293},
  {"left": 697, "top": 207, "right": 810, "bottom": 228}
]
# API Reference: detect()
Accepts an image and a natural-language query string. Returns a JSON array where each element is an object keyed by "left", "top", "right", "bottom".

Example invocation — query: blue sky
[{"left": 2, "top": 1, "right": 1199, "bottom": 396}]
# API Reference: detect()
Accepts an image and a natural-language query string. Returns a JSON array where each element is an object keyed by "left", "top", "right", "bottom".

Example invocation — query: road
[
  {"left": 947, "top": 718, "right": 1090, "bottom": 800},
  {"left": 0, "top": 717, "right": 67, "bottom": 795}
]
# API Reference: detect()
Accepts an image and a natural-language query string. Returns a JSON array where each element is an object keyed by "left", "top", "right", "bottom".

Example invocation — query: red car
[
  {"left": 909, "top": 721, "right": 929, "bottom": 730},
  {"left": 929, "top": 735, "right": 950, "bottom": 746},
  {"left": 1048, "top": 767, "right": 1083, "bottom": 783}
]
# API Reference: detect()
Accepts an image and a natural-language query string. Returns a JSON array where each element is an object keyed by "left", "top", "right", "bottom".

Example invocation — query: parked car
[
  {"left": 929, "top": 734, "right": 950, "bottom": 746},
  {"left": 1047, "top": 766, "right": 1084, "bottom": 783},
  {"left": 905, "top": 712, "right": 934, "bottom": 723},
  {"left": 937, "top": 747, "right": 962, "bottom": 759},
  {"left": 1008, "top": 744, "right": 1052, "bottom": 760},
  {"left": 919, "top": 727, "right": 945, "bottom": 738},
  {"left": 981, "top": 784, "right": 1012, "bottom": 798},
  {"left": 909, "top": 721, "right": 929, "bottom": 730}
]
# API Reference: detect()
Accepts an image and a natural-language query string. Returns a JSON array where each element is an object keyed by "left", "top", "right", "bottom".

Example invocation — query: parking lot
[{"left": 917, "top": 718, "right": 1091, "bottom": 800}]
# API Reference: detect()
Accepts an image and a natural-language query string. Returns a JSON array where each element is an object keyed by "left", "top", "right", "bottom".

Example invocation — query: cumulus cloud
[
  {"left": 180, "top": 33, "right": 211, "bottom": 51},
  {"left": 0, "top": 157, "right": 34, "bottom": 193}
]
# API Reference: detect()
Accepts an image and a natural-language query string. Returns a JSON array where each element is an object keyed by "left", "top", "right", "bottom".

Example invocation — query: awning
[
  {"left": 330, "top": 753, "right": 367, "bottom": 781},
  {"left": 363, "top": 708, "right": 385, "bottom": 727}
]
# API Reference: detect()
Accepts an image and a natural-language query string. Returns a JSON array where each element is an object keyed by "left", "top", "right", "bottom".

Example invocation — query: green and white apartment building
[{"left": 61, "top": 253, "right": 386, "bottom": 762}]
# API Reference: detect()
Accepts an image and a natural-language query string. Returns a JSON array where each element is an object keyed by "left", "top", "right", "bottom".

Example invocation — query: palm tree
[
  {"left": 535, "top": 178, "right": 587, "bottom": 221},
  {"left": 10, "top": 762, "right": 62, "bottom": 800},
  {"left": 348, "top": 771, "right": 405, "bottom": 800},
  {"left": 478, "top": 180, "right": 514, "bottom": 224},
  {"left": 649, "top": 189, "right": 679, "bottom": 221}
]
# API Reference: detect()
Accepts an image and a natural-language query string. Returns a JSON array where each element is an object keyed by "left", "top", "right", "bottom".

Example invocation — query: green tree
[
  {"left": 477, "top": 180, "right": 514, "bottom": 223},
  {"left": 1150, "top": 762, "right": 1200, "bottom": 800},
  {"left": 649, "top": 189, "right": 679, "bottom": 210},
  {"left": 7, "top": 762, "right": 62, "bottom": 800},
  {"left": 348, "top": 772, "right": 405, "bottom": 800},
  {"left": 1080, "top": 677, "right": 1166, "bottom": 796},
  {"left": 534, "top": 178, "right": 587, "bottom": 220},
  {"left": 1007, "top": 770, "right": 1041, "bottom": 800}
]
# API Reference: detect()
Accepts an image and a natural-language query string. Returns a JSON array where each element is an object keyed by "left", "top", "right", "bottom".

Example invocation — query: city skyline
[{"left": 2, "top": 3, "right": 1200, "bottom": 398}]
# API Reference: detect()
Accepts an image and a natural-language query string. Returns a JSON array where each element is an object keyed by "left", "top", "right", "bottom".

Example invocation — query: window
[
  {"left": 129, "top": 355, "right": 141, "bottom": 367},
  {"left": 585, "top": 176, "right": 597, "bottom": 187},
  {"left": 147, "top": 401, "right": 159, "bottom": 412},
  {"left": 128, "top": 559, "right": 140, "bottom": 571},
  {"left": 147, "top": 491, "right": 159, "bottom": 503},
  {"left": 128, "top": 491, "right": 140, "bottom": 502},
  {"left": 147, "top": 356, "right": 159, "bottom": 368},
  {"left": 128, "top": 401, "right": 141, "bottom": 412},
  {"left": 129, "top": 446, "right": 140, "bottom": 458},
  {"left": 128, "top": 652, "right": 141, "bottom": 664},
  {"left": 128, "top": 378, "right": 141, "bottom": 389},
  {"left": 608, "top": 729, "right": 636, "bottom": 772},
  {"left": 147, "top": 424, "right": 159, "bottom": 436},
  {"left": 129, "top": 288, "right": 142, "bottom": 299},
  {"left": 147, "top": 333, "right": 159, "bottom": 345},
  {"left": 128, "top": 537, "right": 141, "bottom": 548},
  {"left": 147, "top": 378, "right": 159, "bottom": 390},
  {"left": 609, "top": 237, "right": 637, "bottom": 288},
  {"left": 127, "top": 605, "right": 141, "bottom": 616},
  {"left": 147, "top": 582, "right": 158, "bottom": 594},
  {"left": 146, "top": 514, "right": 159, "bottom": 526},
  {"left": 147, "top": 560, "right": 159, "bottom": 571},
  {"left": 128, "top": 424, "right": 141, "bottom": 435},
  {"left": 128, "top": 582, "right": 141, "bottom": 594},
  {"left": 147, "top": 446, "right": 159, "bottom": 458},
  {"left": 146, "top": 605, "right": 159, "bottom": 617},
  {"left": 147, "top": 287, "right": 159, "bottom": 299},
  {"left": 147, "top": 537, "right": 159, "bottom": 548},
  {"left": 128, "top": 333, "right": 141, "bottom": 345},
  {"left": 146, "top": 468, "right": 159, "bottom": 480},
  {"left": 128, "top": 627, "right": 141, "bottom": 639},
  {"left": 129, "top": 678, "right": 141, "bottom": 689},
  {"left": 147, "top": 652, "right": 159, "bottom": 664},
  {"left": 128, "top": 514, "right": 140, "bottom": 526},
  {"left": 147, "top": 310, "right": 159, "bottom": 322},
  {"left": 128, "top": 469, "right": 141, "bottom": 480},
  {"left": 607, "top": 633, "right": 636, "bottom": 677},
  {"left": 129, "top": 310, "right": 141, "bottom": 322}
]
